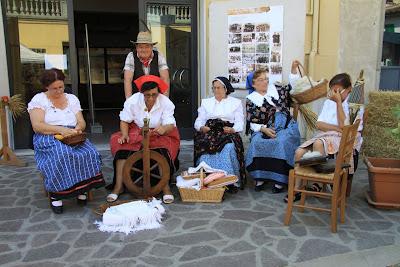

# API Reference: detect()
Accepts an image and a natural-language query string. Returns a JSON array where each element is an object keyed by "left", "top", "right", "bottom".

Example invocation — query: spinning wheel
[{"left": 122, "top": 118, "right": 170, "bottom": 198}]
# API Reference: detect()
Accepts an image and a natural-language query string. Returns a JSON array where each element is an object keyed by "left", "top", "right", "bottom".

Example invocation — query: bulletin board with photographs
[{"left": 227, "top": 6, "right": 284, "bottom": 88}]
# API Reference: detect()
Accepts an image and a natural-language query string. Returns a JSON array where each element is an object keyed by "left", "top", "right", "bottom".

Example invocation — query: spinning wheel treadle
[{"left": 122, "top": 118, "right": 170, "bottom": 198}]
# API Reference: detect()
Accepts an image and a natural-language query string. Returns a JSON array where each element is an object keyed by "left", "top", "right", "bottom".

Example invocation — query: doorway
[
  {"left": 73, "top": 2, "right": 139, "bottom": 144},
  {"left": 140, "top": 0, "right": 198, "bottom": 139},
  {"left": 75, "top": 0, "right": 197, "bottom": 143}
]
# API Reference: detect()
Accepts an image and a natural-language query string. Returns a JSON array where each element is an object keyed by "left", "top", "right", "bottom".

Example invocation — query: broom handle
[
  {"left": 0, "top": 105, "right": 9, "bottom": 147},
  {"left": 200, "top": 168, "right": 204, "bottom": 188},
  {"left": 297, "top": 63, "right": 314, "bottom": 89}
]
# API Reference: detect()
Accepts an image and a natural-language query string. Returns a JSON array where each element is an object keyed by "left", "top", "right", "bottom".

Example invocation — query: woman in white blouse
[
  {"left": 108, "top": 75, "right": 180, "bottom": 203},
  {"left": 28, "top": 68, "right": 104, "bottom": 214},
  {"left": 245, "top": 65, "right": 300, "bottom": 194},
  {"left": 194, "top": 76, "right": 245, "bottom": 191}
]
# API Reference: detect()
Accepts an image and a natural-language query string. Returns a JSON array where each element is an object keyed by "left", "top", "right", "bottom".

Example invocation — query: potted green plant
[{"left": 363, "top": 91, "right": 400, "bottom": 209}]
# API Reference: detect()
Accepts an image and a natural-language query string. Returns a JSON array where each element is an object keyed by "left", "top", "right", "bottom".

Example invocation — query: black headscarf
[{"left": 212, "top": 76, "right": 234, "bottom": 95}]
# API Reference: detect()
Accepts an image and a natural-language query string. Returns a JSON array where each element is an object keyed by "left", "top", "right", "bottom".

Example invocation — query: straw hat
[{"left": 130, "top": 31, "right": 157, "bottom": 45}]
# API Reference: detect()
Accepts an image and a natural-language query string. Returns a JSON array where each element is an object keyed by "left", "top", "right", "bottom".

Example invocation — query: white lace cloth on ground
[{"left": 95, "top": 198, "right": 165, "bottom": 235}]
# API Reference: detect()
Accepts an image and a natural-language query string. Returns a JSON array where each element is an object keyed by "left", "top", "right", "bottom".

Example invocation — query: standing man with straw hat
[{"left": 123, "top": 30, "right": 170, "bottom": 98}]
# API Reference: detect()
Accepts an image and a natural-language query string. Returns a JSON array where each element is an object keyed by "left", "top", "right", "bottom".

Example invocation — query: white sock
[
  {"left": 256, "top": 181, "right": 265, "bottom": 186},
  {"left": 51, "top": 200, "right": 63, "bottom": 207},
  {"left": 77, "top": 194, "right": 87, "bottom": 200},
  {"left": 274, "top": 184, "right": 283, "bottom": 189}
]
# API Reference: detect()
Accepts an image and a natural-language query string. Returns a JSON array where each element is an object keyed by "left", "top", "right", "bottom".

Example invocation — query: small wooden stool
[{"left": 40, "top": 173, "right": 93, "bottom": 200}]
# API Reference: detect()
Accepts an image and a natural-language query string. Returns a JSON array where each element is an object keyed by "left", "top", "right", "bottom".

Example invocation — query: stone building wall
[{"left": 338, "top": 0, "right": 385, "bottom": 97}]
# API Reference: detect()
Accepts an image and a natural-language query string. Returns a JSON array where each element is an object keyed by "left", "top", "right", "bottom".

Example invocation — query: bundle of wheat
[
  {"left": 1, "top": 95, "right": 26, "bottom": 120},
  {"left": 298, "top": 104, "right": 318, "bottom": 131}
]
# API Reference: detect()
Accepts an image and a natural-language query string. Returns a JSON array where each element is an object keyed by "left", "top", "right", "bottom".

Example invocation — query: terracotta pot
[{"left": 364, "top": 157, "right": 400, "bottom": 208}]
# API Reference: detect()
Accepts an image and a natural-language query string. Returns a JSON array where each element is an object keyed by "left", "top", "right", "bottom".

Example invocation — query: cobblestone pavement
[{"left": 1, "top": 144, "right": 399, "bottom": 267}]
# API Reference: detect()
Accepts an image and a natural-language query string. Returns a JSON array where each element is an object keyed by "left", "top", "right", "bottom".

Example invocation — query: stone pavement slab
[
  {"left": 290, "top": 244, "right": 400, "bottom": 267},
  {"left": 0, "top": 144, "right": 399, "bottom": 266}
]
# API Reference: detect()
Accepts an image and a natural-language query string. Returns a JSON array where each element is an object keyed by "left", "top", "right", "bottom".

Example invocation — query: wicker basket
[
  {"left": 291, "top": 63, "right": 328, "bottom": 104},
  {"left": 178, "top": 168, "right": 225, "bottom": 203},
  {"left": 179, "top": 187, "right": 225, "bottom": 203},
  {"left": 61, "top": 132, "right": 87, "bottom": 146}
]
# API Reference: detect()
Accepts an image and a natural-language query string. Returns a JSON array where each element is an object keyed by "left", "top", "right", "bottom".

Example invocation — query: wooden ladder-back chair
[
  {"left": 345, "top": 70, "right": 366, "bottom": 196},
  {"left": 346, "top": 108, "right": 368, "bottom": 197},
  {"left": 284, "top": 119, "right": 361, "bottom": 233}
]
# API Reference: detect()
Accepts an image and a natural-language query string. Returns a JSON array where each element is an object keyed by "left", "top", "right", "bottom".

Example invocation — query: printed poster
[{"left": 227, "top": 6, "right": 284, "bottom": 88}]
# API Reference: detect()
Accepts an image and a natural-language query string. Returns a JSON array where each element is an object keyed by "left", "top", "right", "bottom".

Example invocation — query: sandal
[
  {"left": 284, "top": 192, "right": 301, "bottom": 203},
  {"left": 162, "top": 194, "right": 174, "bottom": 204},
  {"left": 106, "top": 193, "right": 119, "bottom": 203},
  {"left": 308, "top": 183, "right": 322, "bottom": 192}
]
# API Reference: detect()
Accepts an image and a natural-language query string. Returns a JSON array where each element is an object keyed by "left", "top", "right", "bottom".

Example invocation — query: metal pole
[{"left": 84, "top": 23, "right": 95, "bottom": 126}]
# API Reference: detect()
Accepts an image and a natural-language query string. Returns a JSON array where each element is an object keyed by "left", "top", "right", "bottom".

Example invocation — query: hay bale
[
  {"left": 367, "top": 91, "right": 400, "bottom": 128},
  {"left": 363, "top": 124, "right": 400, "bottom": 158},
  {"left": 363, "top": 91, "right": 400, "bottom": 158}
]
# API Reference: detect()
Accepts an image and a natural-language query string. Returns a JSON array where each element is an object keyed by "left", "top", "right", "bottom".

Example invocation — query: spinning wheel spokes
[
  {"left": 122, "top": 118, "right": 170, "bottom": 198},
  {"left": 132, "top": 163, "right": 163, "bottom": 184},
  {"left": 123, "top": 150, "right": 170, "bottom": 198},
  {"left": 130, "top": 162, "right": 159, "bottom": 176}
]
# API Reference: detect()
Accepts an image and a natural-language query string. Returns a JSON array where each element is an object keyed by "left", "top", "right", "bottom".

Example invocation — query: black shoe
[
  {"left": 50, "top": 200, "right": 63, "bottom": 214},
  {"left": 77, "top": 198, "right": 87, "bottom": 206},
  {"left": 271, "top": 185, "right": 284, "bottom": 194},
  {"left": 284, "top": 192, "right": 301, "bottom": 203},
  {"left": 254, "top": 182, "right": 265, "bottom": 192},
  {"left": 77, "top": 194, "right": 88, "bottom": 206},
  {"left": 307, "top": 183, "right": 322, "bottom": 192},
  {"left": 226, "top": 185, "right": 239, "bottom": 194}
]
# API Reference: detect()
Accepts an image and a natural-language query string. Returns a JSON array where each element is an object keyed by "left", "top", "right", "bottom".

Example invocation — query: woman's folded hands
[
  {"left": 261, "top": 126, "right": 276, "bottom": 138},
  {"left": 223, "top": 126, "right": 235, "bottom": 134},
  {"left": 200, "top": 126, "right": 211, "bottom": 133},
  {"left": 59, "top": 127, "right": 79, "bottom": 137}
]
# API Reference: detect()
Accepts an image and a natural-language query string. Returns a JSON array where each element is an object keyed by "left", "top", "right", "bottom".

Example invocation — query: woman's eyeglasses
[
  {"left": 143, "top": 93, "right": 159, "bottom": 99},
  {"left": 212, "top": 86, "right": 226, "bottom": 91},
  {"left": 254, "top": 78, "right": 269, "bottom": 82}
]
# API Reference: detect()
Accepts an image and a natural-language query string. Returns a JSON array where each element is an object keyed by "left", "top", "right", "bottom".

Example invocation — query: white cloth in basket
[
  {"left": 291, "top": 76, "right": 326, "bottom": 95},
  {"left": 176, "top": 175, "right": 201, "bottom": 191},
  {"left": 188, "top": 161, "right": 227, "bottom": 175},
  {"left": 95, "top": 198, "right": 165, "bottom": 235}
]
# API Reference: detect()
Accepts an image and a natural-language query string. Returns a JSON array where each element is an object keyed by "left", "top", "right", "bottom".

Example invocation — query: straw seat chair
[
  {"left": 284, "top": 120, "right": 360, "bottom": 233},
  {"left": 40, "top": 173, "right": 93, "bottom": 200}
]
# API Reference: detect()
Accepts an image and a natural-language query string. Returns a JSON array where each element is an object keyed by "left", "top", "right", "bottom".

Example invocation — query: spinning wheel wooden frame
[{"left": 122, "top": 118, "right": 170, "bottom": 198}]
